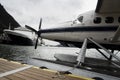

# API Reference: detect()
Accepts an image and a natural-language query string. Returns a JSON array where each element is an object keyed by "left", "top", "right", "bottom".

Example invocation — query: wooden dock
[{"left": 0, "top": 58, "right": 93, "bottom": 80}]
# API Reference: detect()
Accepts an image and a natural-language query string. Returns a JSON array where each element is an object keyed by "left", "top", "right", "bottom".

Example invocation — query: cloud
[{"left": 0, "top": 0, "right": 97, "bottom": 29}]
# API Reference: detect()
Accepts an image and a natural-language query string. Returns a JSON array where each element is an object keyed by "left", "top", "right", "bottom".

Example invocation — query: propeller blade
[
  {"left": 35, "top": 36, "right": 39, "bottom": 49},
  {"left": 25, "top": 25, "right": 37, "bottom": 33},
  {"left": 39, "top": 18, "right": 42, "bottom": 30}
]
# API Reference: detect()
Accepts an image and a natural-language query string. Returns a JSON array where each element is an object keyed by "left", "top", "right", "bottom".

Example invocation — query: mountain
[{"left": 0, "top": 4, "right": 20, "bottom": 33}]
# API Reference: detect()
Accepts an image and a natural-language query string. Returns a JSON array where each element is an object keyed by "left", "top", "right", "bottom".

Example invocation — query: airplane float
[{"left": 25, "top": 0, "right": 120, "bottom": 67}]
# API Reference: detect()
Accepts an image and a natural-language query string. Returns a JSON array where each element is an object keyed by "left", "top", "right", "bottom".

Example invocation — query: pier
[{"left": 0, "top": 58, "right": 93, "bottom": 80}]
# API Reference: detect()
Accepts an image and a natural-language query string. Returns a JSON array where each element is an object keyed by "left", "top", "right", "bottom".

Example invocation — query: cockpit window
[
  {"left": 77, "top": 16, "right": 83, "bottom": 22},
  {"left": 105, "top": 17, "right": 114, "bottom": 23},
  {"left": 93, "top": 17, "right": 101, "bottom": 24}
]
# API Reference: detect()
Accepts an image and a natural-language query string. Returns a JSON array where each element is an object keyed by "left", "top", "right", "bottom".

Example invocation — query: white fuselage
[{"left": 40, "top": 10, "right": 120, "bottom": 48}]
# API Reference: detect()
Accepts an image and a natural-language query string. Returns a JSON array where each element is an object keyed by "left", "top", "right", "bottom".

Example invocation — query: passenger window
[
  {"left": 118, "top": 17, "right": 120, "bottom": 23},
  {"left": 93, "top": 17, "right": 101, "bottom": 24},
  {"left": 105, "top": 17, "right": 114, "bottom": 23}
]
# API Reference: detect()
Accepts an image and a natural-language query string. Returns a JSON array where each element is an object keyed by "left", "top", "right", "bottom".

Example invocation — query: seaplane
[{"left": 25, "top": 0, "right": 120, "bottom": 69}]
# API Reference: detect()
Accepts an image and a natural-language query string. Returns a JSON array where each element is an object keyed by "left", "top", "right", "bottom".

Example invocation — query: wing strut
[
  {"left": 76, "top": 38, "right": 120, "bottom": 67},
  {"left": 76, "top": 38, "right": 87, "bottom": 66},
  {"left": 56, "top": 38, "right": 120, "bottom": 75}
]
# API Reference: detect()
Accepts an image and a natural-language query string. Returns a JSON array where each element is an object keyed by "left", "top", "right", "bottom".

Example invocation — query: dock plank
[
  {"left": 0, "top": 58, "right": 93, "bottom": 80},
  {"left": 17, "top": 71, "right": 50, "bottom": 80},
  {"left": 12, "top": 73, "right": 37, "bottom": 80},
  {"left": 5, "top": 75, "right": 24, "bottom": 80},
  {"left": 0, "top": 59, "right": 24, "bottom": 67},
  {"left": 0, "top": 77, "right": 10, "bottom": 80},
  {"left": 23, "top": 68, "right": 56, "bottom": 77},
  {"left": 15, "top": 68, "right": 60, "bottom": 80},
  {"left": 0, "top": 59, "right": 25, "bottom": 73},
  {"left": 0, "top": 62, "right": 23, "bottom": 73}
]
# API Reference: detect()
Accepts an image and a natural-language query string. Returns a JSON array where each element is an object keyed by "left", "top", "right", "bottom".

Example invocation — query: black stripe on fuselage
[{"left": 39, "top": 26, "right": 118, "bottom": 33}]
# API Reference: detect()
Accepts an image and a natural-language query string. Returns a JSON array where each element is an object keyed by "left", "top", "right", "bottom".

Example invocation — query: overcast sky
[{"left": 0, "top": 0, "right": 97, "bottom": 29}]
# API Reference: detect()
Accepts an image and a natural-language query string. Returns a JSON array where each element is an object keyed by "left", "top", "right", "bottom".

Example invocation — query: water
[
  {"left": 0, "top": 44, "right": 120, "bottom": 80},
  {"left": 0, "top": 44, "right": 79, "bottom": 61},
  {"left": 0, "top": 43, "right": 115, "bottom": 61}
]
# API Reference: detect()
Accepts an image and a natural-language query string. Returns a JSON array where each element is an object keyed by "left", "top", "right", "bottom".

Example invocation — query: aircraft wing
[{"left": 95, "top": 0, "right": 120, "bottom": 13}]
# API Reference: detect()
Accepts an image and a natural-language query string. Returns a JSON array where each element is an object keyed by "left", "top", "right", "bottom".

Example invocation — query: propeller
[
  {"left": 25, "top": 18, "right": 42, "bottom": 49},
  {"left": 35, "top": 18, "right": 42, "bottom": 49},
  {"left": 25, "top": 25, "right": 37, "bottom": 34}
]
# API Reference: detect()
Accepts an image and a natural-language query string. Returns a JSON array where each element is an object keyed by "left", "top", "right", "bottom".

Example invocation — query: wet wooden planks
[
  {"left": 0, "top": 59, "right": 25, "bottom": 73},
  {"left": 0, "top": 58, "right": 93, "bottom": 80}
]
